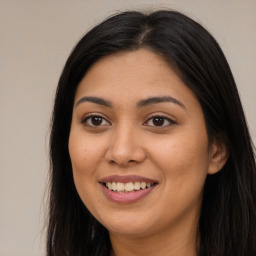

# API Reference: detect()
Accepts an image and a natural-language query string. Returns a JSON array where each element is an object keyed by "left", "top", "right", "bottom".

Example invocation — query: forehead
[{"left": 74, "top": 49, "right": 197, "bottom": 107}]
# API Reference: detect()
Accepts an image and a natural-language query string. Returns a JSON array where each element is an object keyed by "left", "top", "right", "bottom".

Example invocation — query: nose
[{"left": 104, "top": 125, "right": 146, "bottom": 167}]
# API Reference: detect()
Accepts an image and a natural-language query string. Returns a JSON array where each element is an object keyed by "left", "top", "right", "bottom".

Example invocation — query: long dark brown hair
[{"left": 47, "top": 10, "right": 256, "bottom": 256}]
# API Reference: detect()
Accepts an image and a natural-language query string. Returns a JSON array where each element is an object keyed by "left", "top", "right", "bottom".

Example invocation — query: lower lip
[{"left": 101, "top": 184, "right": 156, "bottom": 203}]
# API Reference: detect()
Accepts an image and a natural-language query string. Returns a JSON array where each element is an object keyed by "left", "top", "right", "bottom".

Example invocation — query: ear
[{"left": 208, "top": 138, "right": 229, "bottom": 175}]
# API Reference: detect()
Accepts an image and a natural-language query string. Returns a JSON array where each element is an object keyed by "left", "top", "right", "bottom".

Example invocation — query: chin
[{"left": 99, "top": 214, "right": 154, "bottom": 237}]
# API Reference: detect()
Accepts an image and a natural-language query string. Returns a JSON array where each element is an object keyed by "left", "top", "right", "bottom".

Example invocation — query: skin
[{"left": 69, "top": 49, "right": 227, "bottom": 256}]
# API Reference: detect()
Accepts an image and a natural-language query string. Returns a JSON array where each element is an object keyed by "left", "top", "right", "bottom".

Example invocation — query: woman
[{"left": 47, "top": 10, "right": 256, "bottom": 256}]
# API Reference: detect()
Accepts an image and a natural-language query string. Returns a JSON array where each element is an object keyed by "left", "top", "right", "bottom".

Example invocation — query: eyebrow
[
  {"left": 75, "top": 96, "right": 185, "bottom": 109},
  {"left": 137, "top": 96, "right": 185, "bottom": 109},
  {"left": 76, "top": 96, "right": 112, "bottom": 107}
]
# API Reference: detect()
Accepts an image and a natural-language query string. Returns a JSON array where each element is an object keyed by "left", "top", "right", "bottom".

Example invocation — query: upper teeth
[{"left": 105, "top": 181, "right": 154, "bottom": 192}]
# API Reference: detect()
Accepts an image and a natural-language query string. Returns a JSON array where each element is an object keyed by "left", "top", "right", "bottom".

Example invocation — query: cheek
[
  {"left": 149, "top": 130, "right": 210, "bottom": 188},
  {"left": 68, "top": 130, "right": 101, "bottom": 200},
  {"left": 68, "top": 130, "right": 105, "bottom": 212},
  {"left": 68, "top": 129, "right": 104, "bottom": 175},
  {"left": 150, "top": 134, "right": 209, "bottom": 220}
]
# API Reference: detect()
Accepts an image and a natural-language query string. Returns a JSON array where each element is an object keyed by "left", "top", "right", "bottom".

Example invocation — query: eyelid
[
  {"left": 79, "top": 112, "right": 177, "bottom": 128},
  {"left": 143, "top": 113, "right": 177, "bottom": 127},
  {"left": 80, "top": 113, "right": 111, "bottom": 127}
]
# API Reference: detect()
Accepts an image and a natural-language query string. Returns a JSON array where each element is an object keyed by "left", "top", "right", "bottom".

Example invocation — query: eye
[
  {"left": 81, "top": 115, "right": 110, "bottom": 127},
  {"left": 144, "top": 115, "right": 175, "bottom": 127}
]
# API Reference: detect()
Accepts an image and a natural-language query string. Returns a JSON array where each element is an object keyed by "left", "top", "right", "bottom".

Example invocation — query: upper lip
[{"left": 99, "top": 175, "right": 158, "bottom": 184}]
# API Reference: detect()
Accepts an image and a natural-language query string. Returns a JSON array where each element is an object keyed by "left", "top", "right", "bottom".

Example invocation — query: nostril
[
  {"left": 108, "top": 159, "right": 137, "bottom": 166},
  {"left": 105, "top": 144, "right": 146, "bottom": 166},
  {"left": 109, "top": 160, "right": 116, "bottom": 165}
]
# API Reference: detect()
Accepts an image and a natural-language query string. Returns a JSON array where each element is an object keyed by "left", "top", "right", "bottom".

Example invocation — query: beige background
[{"left": 0, "top": 1, "right": 255, "bottom": 255}]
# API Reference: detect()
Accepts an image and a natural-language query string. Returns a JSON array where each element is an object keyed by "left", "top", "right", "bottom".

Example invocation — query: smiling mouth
[{"left": 103, "top": 181, "right": 156, "bottom": 193}]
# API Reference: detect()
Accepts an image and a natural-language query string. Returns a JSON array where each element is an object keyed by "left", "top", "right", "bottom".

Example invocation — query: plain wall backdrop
[{"left": 0, "top": 1, "right": 255, "bottom": 255}]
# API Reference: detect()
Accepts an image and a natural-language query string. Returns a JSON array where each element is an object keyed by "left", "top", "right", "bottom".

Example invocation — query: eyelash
[
  {"left": 81, "top": 114, "right": 176, "bottom": 128},
  {"left": 81, "top": 115, "right": 110, "bottom": 127},
  {"left": 144, "top": 115, "right": 176, "bottom": 127}
]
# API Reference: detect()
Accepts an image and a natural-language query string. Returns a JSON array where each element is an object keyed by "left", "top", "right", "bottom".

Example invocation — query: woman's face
[{"left": 69, "top": 49, "right": 222, "bottom": 239}]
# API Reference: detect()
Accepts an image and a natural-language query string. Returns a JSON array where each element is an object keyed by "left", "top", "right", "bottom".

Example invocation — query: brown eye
[
  {"left": 152, "top": 117, "right": 165, "bottom": 126},
  {"left": 91, "top": 116, "right": 103, "bottom": 126},
  {"left": 145, "top": 115, "right": 175, "bottom": 127},
  {"left": 82, "top": 115, "right": 110, "bottom": 127}
]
